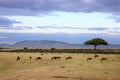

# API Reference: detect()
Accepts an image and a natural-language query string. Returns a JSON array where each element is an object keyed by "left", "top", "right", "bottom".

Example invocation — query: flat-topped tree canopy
[
  {"left": 85, "top": 38, "right": 108, "bottom": 46},
  {"left": 84, "top": 38, "right": 108, "bottom": 54}
]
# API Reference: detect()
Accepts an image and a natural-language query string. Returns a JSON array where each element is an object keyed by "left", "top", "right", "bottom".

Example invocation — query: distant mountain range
[{"left": 0, "top": 40, "right": 120, "bottom": 49}]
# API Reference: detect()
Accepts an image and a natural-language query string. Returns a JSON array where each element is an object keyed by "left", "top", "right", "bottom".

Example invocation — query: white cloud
[
  {"left": 5, "top": 12, "right": 120, "bottom": 30},
  {"left": 0, "top": 26, "right": 119, "bottom": 35}
]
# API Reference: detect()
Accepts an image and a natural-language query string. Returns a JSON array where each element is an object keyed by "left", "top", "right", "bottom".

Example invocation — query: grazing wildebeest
[
  {"left": 94, "top": 54, "right": 99, "bottom": 58},
  {"left": 100, "top": 57, "right": 107, "bottom": 61},
  {"left": 17, "top": 56, "right": 20, "bottom": 61},
  {"left": 86, "top": 57, "right": 92, "bottom": 61},
  {"left": 57, "top": 56, "right": 61, "bottom": 59},
  {"left": 41, "top": 53, "right": 44, "bottom": 55},
  {"left": 35, "top": 57, "right": 42, "bottom": 60},
  {"left": 51, "top": 56, "right": 61, "bottom": 60},
  {"left": 66, "top": 56, "right": 72, "bottom": 60},
  {"left": 29, "top": 56, "right": 32, "bottom": 60},
  {"left": 51, "top": 56, "right": 57, "bottom": 60}
]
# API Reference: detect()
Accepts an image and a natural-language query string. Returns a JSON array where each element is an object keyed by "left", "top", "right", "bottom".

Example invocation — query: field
[{"left": 0, "top": 52, "right": 120, "bottom": 80}]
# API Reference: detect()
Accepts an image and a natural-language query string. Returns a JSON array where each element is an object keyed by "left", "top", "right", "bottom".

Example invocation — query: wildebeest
[
  {"left": 57, "top": 56, "right": 61, "bottom": 59},
  {"left": 100, "top": 57, "right": 107, "bottom": 61},
  {"left": 94, "top": 54, "right": 99, "bottom": 58},
  {"left": 66, "top": 56, "right": 72, "bottom": 60},
  {"left": 35, "top": 57, "right": 42, "bottom": 60},
  {"left": 86, "top": 57, "right": 92, "bottom": 61},
  {"left": 51, "top": 56, "right": 61, "bottom": 60},
  {"left": 17, "top": 56, "right": 20, "bottom": 61},
  {"left": 29, "top": 56, "right": 32, "bottom": 60},
  {"left": 41, "top": 53, "right": 44, "bottom": 55}
]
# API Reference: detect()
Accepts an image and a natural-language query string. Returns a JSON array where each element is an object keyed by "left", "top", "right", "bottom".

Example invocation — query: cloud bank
[
  {"left": 0, "top": 17, "right": 21, "bottom": 28},
  {"left": 0, "top": 0, "right": 120, "bottom": 44},
  {"left": 0, "top": 0, "right": 120, "bottom": 16},
  {"left": 0, "top": 26, "right": 119, "bottom": 35}
]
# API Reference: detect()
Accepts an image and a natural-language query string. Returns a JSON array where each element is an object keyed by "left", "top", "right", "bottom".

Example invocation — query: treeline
[{"left": 0, "top": 48, "right": 120, "bottom": 54}]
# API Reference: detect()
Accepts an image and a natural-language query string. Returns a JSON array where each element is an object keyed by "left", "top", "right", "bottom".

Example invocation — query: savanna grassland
[{"left": 0, "top": 52, "right": 120, "bottom": 80}]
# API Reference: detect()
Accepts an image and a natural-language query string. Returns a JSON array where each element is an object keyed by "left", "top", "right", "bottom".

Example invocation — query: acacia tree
[{"left": 84, "top": 38, "right": 108, "bottom": 54}]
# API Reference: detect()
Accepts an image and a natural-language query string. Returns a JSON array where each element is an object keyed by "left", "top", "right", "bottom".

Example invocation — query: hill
[{"left": 0, "top": 40, "right": 120, "bottom": 49}]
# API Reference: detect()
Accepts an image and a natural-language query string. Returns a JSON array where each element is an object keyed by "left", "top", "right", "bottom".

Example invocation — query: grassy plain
[{"left": 0, "top": 52, "right": 120, "bottom": 80}]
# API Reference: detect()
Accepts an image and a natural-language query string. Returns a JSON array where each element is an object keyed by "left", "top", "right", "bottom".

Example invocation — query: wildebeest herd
[
  {"left": 51, "top": 56, "right": 61, "bottom": 60},
  {"left": 16, "top": 54, "right": 108, "bottom": 62},
  {"left": 16, "top": 55, "right": 73, "bottom": 61},
  {"left": 86, "top": 54, "right": 108, "bottom": 61}
]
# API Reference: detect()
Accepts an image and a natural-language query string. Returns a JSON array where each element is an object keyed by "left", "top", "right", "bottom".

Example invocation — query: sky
[{"left": 0, "top": 0, "right": 120, "bottom": 44}]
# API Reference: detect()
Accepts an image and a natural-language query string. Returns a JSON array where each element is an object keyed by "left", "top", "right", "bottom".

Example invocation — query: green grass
[{"left": 0, "top": 52, "right": 120, "bottom": 80}]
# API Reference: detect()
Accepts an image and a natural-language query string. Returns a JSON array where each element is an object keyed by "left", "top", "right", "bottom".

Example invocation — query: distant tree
[
  {"left": 24, "top": 47, "right": 28, "bottom": 50},
  {"left": 24, "top": 47, "right": 28, "bottom": 53},
  {"left": 50, "top": 48, "right": 56, "bottom": 50},
  {"left": 84, "top": 38, "right": 108, "bottom": 54}
]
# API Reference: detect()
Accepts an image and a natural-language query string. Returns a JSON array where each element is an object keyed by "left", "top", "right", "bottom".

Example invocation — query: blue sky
[{"left": 0, "top": 0, "right": 120, "bottom": 44}]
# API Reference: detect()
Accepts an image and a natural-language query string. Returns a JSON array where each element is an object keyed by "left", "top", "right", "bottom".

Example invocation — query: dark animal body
[
  {"left": 86, "top": 57, "right": 92, "bottom": 61},
  {"left": 35, "top": 57, "right": 42, "bottom": 60},
  {"left": 66, "top": 56, "right": 72, "bottom": 60},
  {"left": 17, "top": 56, "right": 20, "bottom": 61},
  {"left": 51, "top": 56, "right": 61, "bottom": 60},
  {"left": 41, "top": 53, "right": 44, "bottom": 55},
  {"left": 100, "top": 57, "right": 107, "bottom": 61},
  {"left": 29, "top": 56, "right": 32, "bottom": 60},
  {"left": 94, "top": 54, "right": 99, "bottom": 58}
]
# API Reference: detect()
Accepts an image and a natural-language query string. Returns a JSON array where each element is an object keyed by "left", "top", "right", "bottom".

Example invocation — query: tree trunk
[{"left": 94, "top": 45, "right": 97, "bottom": 54}]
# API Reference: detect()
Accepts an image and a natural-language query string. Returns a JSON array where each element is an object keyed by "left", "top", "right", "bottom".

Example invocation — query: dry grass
[{"left": 0, "top": 52, "right": 120, "bottom": 80}]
